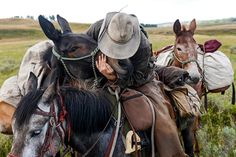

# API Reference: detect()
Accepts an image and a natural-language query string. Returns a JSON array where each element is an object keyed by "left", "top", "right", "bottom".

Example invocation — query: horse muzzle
[{"left": 186, "top": 75, "right": 200, "bottom": 84}]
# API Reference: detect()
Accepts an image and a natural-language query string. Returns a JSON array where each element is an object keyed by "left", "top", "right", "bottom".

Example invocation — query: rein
[
  {"left": 52, "top": 47, "right": 100, "bottom": 87},
  {"left": 37, "top": 93, "right": 68, "bottom": 157}
]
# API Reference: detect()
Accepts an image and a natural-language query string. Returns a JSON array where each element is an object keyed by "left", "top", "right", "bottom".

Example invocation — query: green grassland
[{"left": 0, "top": 18, "right": 236, "bottom": 157}]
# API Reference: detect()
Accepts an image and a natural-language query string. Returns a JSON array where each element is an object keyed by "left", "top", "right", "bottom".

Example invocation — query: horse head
[
  {"left": 173, "top": 19, "right": 201, "bottom": 85},
  {"left": 9, "top": 73, "right": 62, "bottom": 157},
  {"left": 39, "top": 15, "right": 131, "bottom": 87},
  {"left": 38, "top": 15, "right": 98, "bottom": 82},
  {"left": 9, "top": 72, "right": 125, "bottom": 157}
]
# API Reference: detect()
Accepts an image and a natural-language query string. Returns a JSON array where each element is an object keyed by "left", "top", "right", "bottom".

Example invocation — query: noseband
[
  {"left": 172, "top": 51, "right": 198, "bottom": 66},
  {"left": 172, "top": 46, "right": 202, "bottom": 72},
  {"left": 52, "top": 47, "right": 100, "bottom": 87}
]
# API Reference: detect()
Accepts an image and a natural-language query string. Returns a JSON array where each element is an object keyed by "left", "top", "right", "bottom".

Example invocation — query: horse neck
[
  {"left": 60, "top": 88, "right": 112, "bottom": 135},
  {"left": 59, "top": 88, "right": 119, "bottom": 156}
]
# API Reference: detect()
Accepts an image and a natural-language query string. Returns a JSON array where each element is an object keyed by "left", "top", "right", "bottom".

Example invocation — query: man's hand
[{"left": 96, "top": 54, "right": 117, "bottom": 81}]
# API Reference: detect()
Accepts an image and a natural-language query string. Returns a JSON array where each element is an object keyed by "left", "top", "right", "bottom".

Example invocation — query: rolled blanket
[{"left": 0, "top": 76, "right": 21, "bottom": 107}]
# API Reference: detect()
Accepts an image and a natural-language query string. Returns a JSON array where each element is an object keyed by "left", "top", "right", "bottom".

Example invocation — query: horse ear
[
  {"left": 57, "top": 15, "right": 72, "bottom": 34},
  {"left": 189, "top": 19, "right": 196, "bottom": 34},
  {"left": 38, "top": 15, "right": 61, "bottom": 41},
  {"left": 25, "top": 72, "right": 38, "bottom": 94},
  {"left": 41, "top": 67, "right": 59, "bottom": 89},
  {"left": 42, "top": 81, "right": 57, "bottom": 103},
  {"left": 173, "top": 19, "right": 181, "bottom": 36}
]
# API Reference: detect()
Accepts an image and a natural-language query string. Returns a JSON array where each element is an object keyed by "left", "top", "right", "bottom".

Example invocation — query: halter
[
  {"left": 172, "top": 51, "right": 198, "bottom": 65},
  {"left": 52, "top": 47, "right": 100, "bottom": 87},
  {"left": 172, "top": 47, "right": 203, "bottom": 74}
]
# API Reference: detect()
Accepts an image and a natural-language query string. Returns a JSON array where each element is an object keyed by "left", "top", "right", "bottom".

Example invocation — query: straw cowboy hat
[{"left": 98, "top": 12, "right": 141, "bottom": 59}]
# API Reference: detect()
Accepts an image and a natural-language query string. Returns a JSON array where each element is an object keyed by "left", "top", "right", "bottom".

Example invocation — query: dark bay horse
[
  {"left": 0, "top": 15, "right": 100, "bottom": 134},
  {"left": 8, "top": 73, "right": 127, "bottom": 157}
]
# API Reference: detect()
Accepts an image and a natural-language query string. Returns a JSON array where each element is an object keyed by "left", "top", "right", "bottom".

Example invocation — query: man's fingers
[
  {"left": 95, "top": 60, "right": 99, "bottom": 69},
  {"left": 106, "top": 64, "right": 114, "bottom": 73}
]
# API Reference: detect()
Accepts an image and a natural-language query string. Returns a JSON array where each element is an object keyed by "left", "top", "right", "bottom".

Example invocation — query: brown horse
[
  {"left": 172, "top": 19, "right": 201, "bottom": 157},
  {"left": 0, "top": 100, "right": 15, "bottom": 134},
  {"left": 155, "top": 19, "right": 201, "bottom": 157}
]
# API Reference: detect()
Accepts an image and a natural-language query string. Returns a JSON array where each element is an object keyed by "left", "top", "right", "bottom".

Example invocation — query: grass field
[{"left": 0, "top": 18, "right": 236, "bottom": 157}]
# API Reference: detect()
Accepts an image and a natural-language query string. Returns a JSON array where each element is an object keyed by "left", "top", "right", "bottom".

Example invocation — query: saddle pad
[
  {"left": 165, "top": 84, "right": 201, "bottom": 117},
  {"left": 154, "top": 48, "right": 173, "bottom": 66}
]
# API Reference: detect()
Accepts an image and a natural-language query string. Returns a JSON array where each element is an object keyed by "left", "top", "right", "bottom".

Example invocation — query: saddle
[{"left": 118, "top": 78, "right": 188, "bottom": 157}]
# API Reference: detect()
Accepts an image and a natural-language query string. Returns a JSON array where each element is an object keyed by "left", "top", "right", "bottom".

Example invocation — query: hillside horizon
[{"left": 1, "top": 16, "right": 236, "bottom": 27}]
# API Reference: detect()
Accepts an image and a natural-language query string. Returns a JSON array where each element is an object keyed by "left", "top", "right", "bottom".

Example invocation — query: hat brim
[{"left": 98, "top": 12, "right": 141, "bottom": 59}]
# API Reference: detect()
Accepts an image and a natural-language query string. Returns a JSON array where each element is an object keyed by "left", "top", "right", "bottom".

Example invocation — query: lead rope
[
  {"left": 108, "top": 87, "right": 122, "bottom": 157},
  {"left": 81, "top": 112, "right": 114, "bottom": 157},
  {"left": 201, "top": 45, "right": 208, "bottom": 112},
  {"left": 91, "top": 52, "right": 99, "bottom": 89},
  {"left": 59, "top": 58, "right": 78, "bottom": 80}
]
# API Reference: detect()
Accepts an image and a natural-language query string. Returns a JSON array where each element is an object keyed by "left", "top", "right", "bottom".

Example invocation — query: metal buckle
[{"left": 125, "top": 131, "right": 141, "bottom": 154}]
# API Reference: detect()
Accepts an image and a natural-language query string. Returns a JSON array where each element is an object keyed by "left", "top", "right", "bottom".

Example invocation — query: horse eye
[
  {"left": 31, "top": 130, "right": 42, "bottom": 138},
  {"left": 70, "top": 47, "right": 78, "bottom": 52},
  {"left": 177, "top": 48, "right": 182, "bottom": 51}
]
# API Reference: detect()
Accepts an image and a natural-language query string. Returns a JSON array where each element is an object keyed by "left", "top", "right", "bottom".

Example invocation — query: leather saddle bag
[{"left": 121, "top": 88, "right": 153, "bottom": 131}]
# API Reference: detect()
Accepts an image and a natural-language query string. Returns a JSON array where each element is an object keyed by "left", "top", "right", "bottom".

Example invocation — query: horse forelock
[
  {"left": 60, "top": 87, "right": 112, "bottom": 135},
  {"left": 60, "top": 33, "right": 97, "bottom": 46},
  {"left": 14, "top": 89, "right": 44, "bottom": 128}
]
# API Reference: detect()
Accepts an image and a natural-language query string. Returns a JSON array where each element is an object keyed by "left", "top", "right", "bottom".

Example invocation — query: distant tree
[
  {"left": 140, "top": 23, "right": 158, "bottom": 27},
  {"left": 26, "top": 15, "right": 34, "bottom": 20},
  {"left": 49, "top": 15, "right": 55, "bottom": 21}
]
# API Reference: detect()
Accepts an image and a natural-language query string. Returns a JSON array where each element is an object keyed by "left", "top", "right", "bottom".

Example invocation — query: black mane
[
  {"left": 60, "top": 87, "right": 113, "bottom": 135},
  {"left": 14, "top": 89, "right": 44, "bottom": 128},
  {"left": 14, "top": 86, "right": 113, "bottom": 135}
]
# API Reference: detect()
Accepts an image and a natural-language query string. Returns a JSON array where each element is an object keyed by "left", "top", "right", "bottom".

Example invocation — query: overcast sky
[{"left": 0, "top": 0, "right": 235, "bottom": 24}]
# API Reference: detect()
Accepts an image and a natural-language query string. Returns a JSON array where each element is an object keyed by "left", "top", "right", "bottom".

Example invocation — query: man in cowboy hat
[
  {"left": 87, "top": 12, "right": 194, "bottom": 157},
  {"left": 87, "top": 11, "right": 188, "bottom": 88}
]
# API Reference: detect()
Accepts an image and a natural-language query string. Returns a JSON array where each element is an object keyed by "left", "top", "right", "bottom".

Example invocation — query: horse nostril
[{"left": 190, "top": 76, "right": 200, "bottom": 84}]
